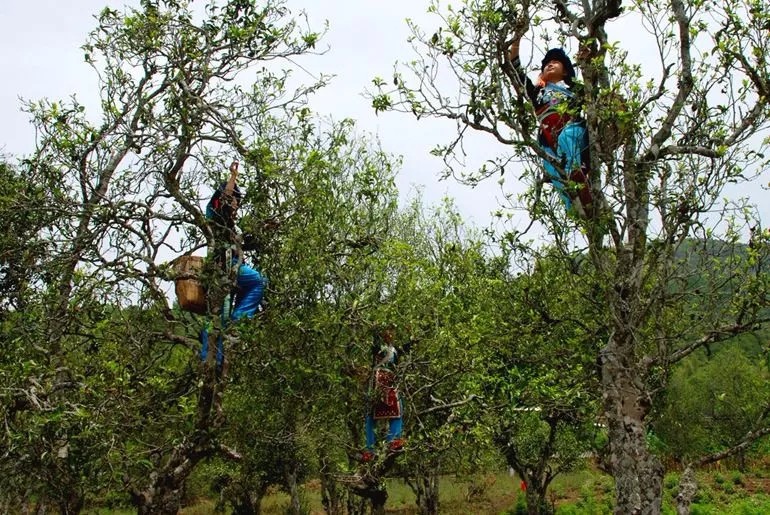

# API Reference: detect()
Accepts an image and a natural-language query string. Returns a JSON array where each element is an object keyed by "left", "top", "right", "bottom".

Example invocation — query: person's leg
[
  {"left": 199, "top": 323, "right": 224, "bottom": 368},
  {"left": 542, "top": 148, "right": 572, "bottom": 209},
  {"left": 365, "top": 413, "right": 377, "bottom": 449},
  {"left": 199, "top": 324, "right": 209, "bottom": 361},
  {"left": 215, "top": 334, "right": 224, "bottom": 368},
  {"left": 386, "top": 417, "right": 403, "bottom": 442},
  {"left": 231, "top": 263, "right": 266, "bottom": 320},
  {"left": 385, "top": 397, "right": 404, "bottom": 449},
  {"left": 558, "top": 124, "right": 591, "bottom": 206}
]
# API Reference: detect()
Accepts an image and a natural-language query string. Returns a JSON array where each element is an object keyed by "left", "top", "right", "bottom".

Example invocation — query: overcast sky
[
  {"left": 1, "top": 1, "right": 766, "bottom": 236},
  {"left": 0, "top": 0, "right": 513, "bottom": 230}
]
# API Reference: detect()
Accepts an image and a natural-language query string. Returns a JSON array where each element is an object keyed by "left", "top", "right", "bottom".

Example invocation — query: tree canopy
[{"left": 2, "top": 1, "right": 770, "bottom": 514}]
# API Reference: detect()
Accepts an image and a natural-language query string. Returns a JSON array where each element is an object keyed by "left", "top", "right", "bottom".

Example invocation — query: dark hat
[{"left": 541, "top": 48, "right": 575, "bottom": 82}]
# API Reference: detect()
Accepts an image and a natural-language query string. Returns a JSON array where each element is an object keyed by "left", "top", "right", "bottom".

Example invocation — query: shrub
[
  {"left": 549, "top": 482, "right": 566, "bottom": 500},
  {"left": 572, "top": 485, "right": 611, "bottom": 515},
  {"left": 596, "top": 475, "right": 614, "bottom": 495},
  {"left": 690, "top": 504, "right": 719, "bottom": 515},
  {"left": 509, "top": 494, "right": 527, "bottom": 515},
  {"left": 730, "top": 494, "right": 770, "bottom": 514},
  {"left": 692, "top": 485, "right": 714, "bottom": 505},
  {"left": 664, "top": 473, "right": 680, "bottom": 490}
]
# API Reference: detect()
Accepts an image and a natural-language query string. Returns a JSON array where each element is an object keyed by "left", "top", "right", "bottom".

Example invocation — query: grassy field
[{"left": 163, "top": 466, "right": 770, "bottom": 514}]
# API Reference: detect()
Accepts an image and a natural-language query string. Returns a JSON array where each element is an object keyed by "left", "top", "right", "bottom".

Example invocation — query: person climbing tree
[
  {"left": 507, "top": 20, "right": 592, "bottom": 215},
  {"left": 200, "top": 161, "right": 267, "bottom": 367},
  {"left": 361, "top": 325, "right": 405, "bottom": 462}
]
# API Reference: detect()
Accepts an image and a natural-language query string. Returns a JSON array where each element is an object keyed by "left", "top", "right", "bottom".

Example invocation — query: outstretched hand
[
  {"left": 508, "top": 0, "right": 531, "bottom": 38},
  {"left": 222, "top": 161, "right": 240, "bottom": 212},
  {"left": 506, "top": 1, "right": 530, "bottom": 62}
]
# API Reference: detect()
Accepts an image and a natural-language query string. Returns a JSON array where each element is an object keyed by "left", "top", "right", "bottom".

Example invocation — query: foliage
[
  {"left": 0, "top": 0, "right": 328, "bottom": 511},
  {"left": 4, "top": 0, "right": 770, "bottom": 513},
  {"left": 653, "top": 346, "right": 770, "bottom": 461},
  {"left": 216, "top": 114, "right": 401, "bottom": 512},
  {"left": 372, "top": 0, "right": 770, "bottom": 510}
]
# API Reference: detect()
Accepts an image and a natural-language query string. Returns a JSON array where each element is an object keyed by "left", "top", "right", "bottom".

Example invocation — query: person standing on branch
[
  {"left": 360, "top": 326, "right": 405, "bottom": 462},
  {"left": 200, "top": 161, "right": 267, "bottom": 366},
  {"left": 507, "top": 18, "right": 592, "bottom": 215}
]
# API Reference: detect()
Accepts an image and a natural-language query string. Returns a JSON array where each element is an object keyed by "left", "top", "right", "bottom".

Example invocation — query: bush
[
  {"left": 690, "top": 504, "right": 719, "bottom": 515},
  {"left": 507, "top": 494, "right": 527, "bottom": 515},
  {"left": 569, "top": 485, "right": 611, "bottom": 515},
  {"left": 664, "top": 473, "right": 680, "bottom": 490},
  {"left": 549, "top": 482, "right": 566, "bottom": 500},
  {"left": 692, "top": 485, "right": 714, "bottom": 505},
  {"left": 731, "top": 471, "right": 745, "bottom": 486},
  {"left": 730, "top": 494, "right": 770, "bottom": 514},
  {"left": 596, "top": 475, "right": 614, "bottom": 494}
]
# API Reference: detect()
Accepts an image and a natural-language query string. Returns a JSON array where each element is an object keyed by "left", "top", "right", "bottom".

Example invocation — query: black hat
[{"left": 541, "top": 48, "right": 575, "bottom": 82}]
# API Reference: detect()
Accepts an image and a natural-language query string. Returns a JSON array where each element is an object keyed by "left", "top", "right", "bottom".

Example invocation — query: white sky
[
  {"left": 0, "top": 0, "right": 510, "bottom": 230},
  {"left": 1, "top": 1, "right": 766, "bottom": 237}
]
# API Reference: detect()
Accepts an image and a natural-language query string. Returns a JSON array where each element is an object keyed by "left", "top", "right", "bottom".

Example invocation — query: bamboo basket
[{"left": 172, "top": 255, "right": 207, "bottom": 314}]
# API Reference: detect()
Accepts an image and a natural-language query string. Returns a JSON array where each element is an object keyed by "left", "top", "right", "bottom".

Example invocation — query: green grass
[
  {"left": 82, "top": 467, "right": 770, "bottom": 514},
  {"left": 244, "top": 472, "right": 520, "bottom": 514}
]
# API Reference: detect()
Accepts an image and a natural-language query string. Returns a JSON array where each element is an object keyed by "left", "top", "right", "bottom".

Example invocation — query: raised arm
[
  {"left": 223, "top": 161, "right": 238, "bottom": 197},
  {"left": 221, "top": 161, "right": 239, "bottom": 212},
  {"left": 506, "top": 10, "right": 539, "bottom": 102},
  {"left": 508, "top": 35, "right": 522, "bottom": 63}
]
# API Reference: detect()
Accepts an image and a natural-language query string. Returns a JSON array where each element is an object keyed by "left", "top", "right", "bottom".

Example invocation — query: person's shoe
[
  {"left": 359, "top": 450, "right": 375, "bottom": 462},
  {"left": 388, "top": 438, "right": 404, "bottom": 452}
]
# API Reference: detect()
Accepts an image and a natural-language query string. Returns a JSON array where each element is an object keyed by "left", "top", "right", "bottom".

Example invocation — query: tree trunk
[
  {"left": 602, "top": 338, "right": 663, "bottom": 514},
  {"left": 675, "top": 465, "right": 697, "bottom": 515},
  {"left": 284, "top": 466, "right": 304, "bottom": 515},
  {"left": 346, "top": 493, "right": 368, "bottom": 515},
  {"left": 370, "top": 486, "right": 388, "bottom": 515},
  {"left": 131, "top": 370, "right": 221, "bottom": 515},
  {"left": 134, "top": 476, "right": 184, "bottom": 515},
  {"left": 320, "top": 467, "right": 346, "bottom": 515},
  {"left": 57, "top": 491, "right": 84, "bottom": 515},
  {"left": 349, "top": 475, "right": 388, "bottom": 514},
  {"left": 131, "top": 342, "right": 223, "bottom": 513},
  {"left": 230, "top": 485, "right": 266, "bottom": 515},
  {"left": 22, "top": 499, "right": 47, "bottom": 515},
  {"left": 413, "top": 471, "right": 440, "bottom": 515},
  {"left": 524, "top": 480, "right": 552, "bottom": 515}
]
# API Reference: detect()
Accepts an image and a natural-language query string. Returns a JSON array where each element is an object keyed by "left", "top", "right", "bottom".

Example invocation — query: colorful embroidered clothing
[
  {"left": 365, "top": 342, "right": 404, "bottom": 448},
  {"left": 199, "top": 182, "right": 267, "bottom": 367},
  {"left": 535, "top": 82, "right": 576, "bottom": 150},
  {"left": 373, "top": 369, "right": 401, "bottom": 419},
  {"left": 511, "top": 57, "right": 592, "bottom": 210}
]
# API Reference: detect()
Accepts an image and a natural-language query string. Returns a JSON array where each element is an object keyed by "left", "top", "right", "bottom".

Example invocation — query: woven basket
[{"left": 172, "top": 255, "right": 206, "bottom": 314}]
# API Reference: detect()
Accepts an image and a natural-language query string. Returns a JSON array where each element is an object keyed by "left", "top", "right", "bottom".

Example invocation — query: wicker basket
[{"left": 172, "top": 255, "right": 207, "bottom": 314}]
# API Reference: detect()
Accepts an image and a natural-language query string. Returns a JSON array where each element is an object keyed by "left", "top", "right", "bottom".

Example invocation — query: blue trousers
[
  {"left": 365, "top": 402, "right": 403, "bottom": 449},
  {"left": 200, "top": 262, "right": 266, "bottom": 365},
  {"left": 541, "top": 122, "right": 588, "bottom": 210},
  {"left": 231, "top": 263, "right": 266, "bottom": 320}
]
